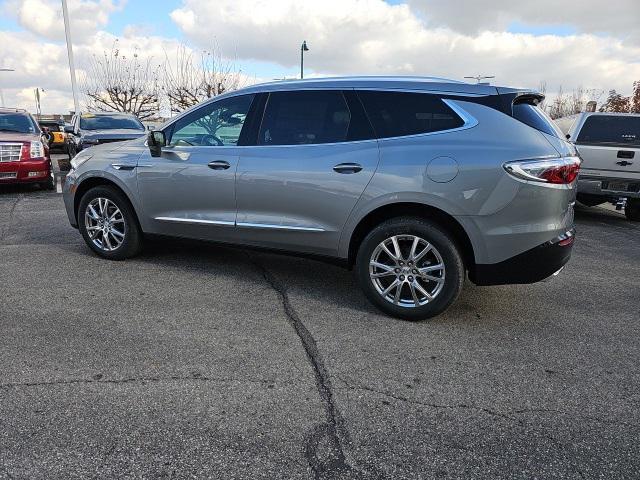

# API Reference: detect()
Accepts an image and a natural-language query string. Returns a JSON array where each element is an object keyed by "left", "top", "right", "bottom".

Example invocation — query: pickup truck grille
[{"left": 0, "top": 143, "right": 23, "bottom": 162}]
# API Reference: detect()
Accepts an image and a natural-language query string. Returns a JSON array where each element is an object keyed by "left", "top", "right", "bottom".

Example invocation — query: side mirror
[
  {"left": 148, "top": 130, "right": 166, "bottom": 157},
  {"left": 64, "top": 125, "right": 74, "bottom": 134}
]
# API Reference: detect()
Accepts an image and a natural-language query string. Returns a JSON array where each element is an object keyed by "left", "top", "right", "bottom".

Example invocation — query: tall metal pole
[
  {"left": 61, "top": 0, "right": 80, "bottom": 113},
  {"left": 300, "top": 41, "right": 309, "bottom": 79}
]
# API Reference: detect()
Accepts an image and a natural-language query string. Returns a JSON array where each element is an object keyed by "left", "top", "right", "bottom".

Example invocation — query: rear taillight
[
  {"left": 503, "top": 156, "right": 581, "bottom": 185},
  {"left": 20, "top": 141, "right": 45, "bottom": 161}
]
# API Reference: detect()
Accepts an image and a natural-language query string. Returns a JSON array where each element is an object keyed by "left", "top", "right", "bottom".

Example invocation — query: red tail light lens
[{"left": 504, "top": 156, "right": 581, "bottom": 185}]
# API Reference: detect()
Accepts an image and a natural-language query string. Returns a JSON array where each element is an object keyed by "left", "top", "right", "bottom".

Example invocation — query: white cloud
[
  {"left": 3, "top": 0, "right": 126, "bottom": 41},
  {"left": 170, "top": 0, "right": 640, "bottom": 95},
  {"left": 408, "top": 0, "right": 640, "bottom": 45}
]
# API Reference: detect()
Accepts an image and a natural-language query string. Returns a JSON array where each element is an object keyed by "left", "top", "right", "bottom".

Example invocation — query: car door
[
  {"left": 136, "top": 94, "right": 255, "bottom": 242},
  {"left": 235, "top": 89, "right": 380, "bottom": 256}
]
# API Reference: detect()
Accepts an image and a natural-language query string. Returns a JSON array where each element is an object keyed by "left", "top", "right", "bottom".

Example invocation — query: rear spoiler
[{"left": 495, "top": 88, "right": 545, "bottom": 115}]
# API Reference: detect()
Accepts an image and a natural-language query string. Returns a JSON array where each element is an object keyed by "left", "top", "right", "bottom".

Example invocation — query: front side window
[
  {"left": 577, "top": 115, "right": 640, "bottom": 147},
  {"left": 357, "top": 91, "right": 464, "bottom": 138},
  {"left": 258, "top": 90, "right": 351, "bottom": 146},
  {"left": 0, "top": 113, "right": 37, "bottom": 134},
  {"left": 169, "top": 94, "right": 254, "bottom": 147},
  {"left": 80, "top": 114, "right": 144, "bottom": 131}
]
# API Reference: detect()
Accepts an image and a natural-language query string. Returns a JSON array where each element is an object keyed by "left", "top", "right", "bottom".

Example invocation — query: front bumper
[
  {"left": 0, "top": 158, "right": 51, "bottom": 184},
  {"left": 62, "top": 172, "right": 78, "bottom": 228},
  {"left": 470, "top": 229, "right": 575, "bottom": 286},
  {"left": 578, "top": 176, "right": 640, "bottom": 199}
]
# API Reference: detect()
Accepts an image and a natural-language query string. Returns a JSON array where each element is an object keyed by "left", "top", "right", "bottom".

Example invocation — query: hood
[
  {"left": 81, "top": 129, "right": 146, "bottom": 140},
  {"left": 0, "top": 131, "right": 43, "bottom": 143}
]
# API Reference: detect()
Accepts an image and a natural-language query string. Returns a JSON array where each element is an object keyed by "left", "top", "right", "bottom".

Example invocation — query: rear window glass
[
  {"left": 512, "top": 102, "right": 564, "bottom": 138},
  {"left": 576, "top": 115, "right": 640, "bottom": 147},
  {"left": 357, "top": 91, "right": 464, "bottom": 138}
]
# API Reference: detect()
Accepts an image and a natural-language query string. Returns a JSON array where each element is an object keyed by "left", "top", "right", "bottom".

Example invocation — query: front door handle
[
  {"left": 208, "top": 160, "right": 231, "bottom": 170},
  {"left": 333, "top": 163, "right": 363, "bottom": 174}
]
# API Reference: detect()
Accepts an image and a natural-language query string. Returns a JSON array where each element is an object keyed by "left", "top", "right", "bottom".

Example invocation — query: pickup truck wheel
[
  {"left": 355, "top": 217, "right": 464, "bottom": 321},
  {"left": 78, "top": 186, "right": 142, "bottom": 260},
  {"left": 625, "top": 199, "right": 640, "bottom": 222}
]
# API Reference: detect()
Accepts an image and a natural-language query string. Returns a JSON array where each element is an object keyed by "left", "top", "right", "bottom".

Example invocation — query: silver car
[{"left": 63, "top": 77, "right": 580, "bottom": 320}]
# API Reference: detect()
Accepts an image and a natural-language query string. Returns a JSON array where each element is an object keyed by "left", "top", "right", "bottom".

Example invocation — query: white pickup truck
[{"left": 558, "top": 112, "right": 640, "bottom": 221}]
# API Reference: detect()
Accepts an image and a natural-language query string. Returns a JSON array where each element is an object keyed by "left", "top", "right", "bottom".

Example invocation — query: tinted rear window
[
  {"left": 357, "top": 91, "right": 464, "bottom": 138},
  {"left": 512, "top": 102, "right": 563, "bottom": 138},
  {"left": 577, "top": 115, "right": 640, "bottom": 147}
]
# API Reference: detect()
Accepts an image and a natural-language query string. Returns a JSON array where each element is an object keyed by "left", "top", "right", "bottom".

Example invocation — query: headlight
[{"left": 70, "top": 154, "right": 92, "bottom": 170}]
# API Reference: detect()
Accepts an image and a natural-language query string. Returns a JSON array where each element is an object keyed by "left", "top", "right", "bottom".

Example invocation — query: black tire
[
  {"left": 42, "top": 162, "right": 55, "bottom": 190},
  {"left": 355, "top": 216, "right": 465, "bottom": 321},
  {"left": 625, "top": 199, "right": 640, "bottom": 222},
  {"left": 77, "top": 186, "right": 143, "bottom": 260}
]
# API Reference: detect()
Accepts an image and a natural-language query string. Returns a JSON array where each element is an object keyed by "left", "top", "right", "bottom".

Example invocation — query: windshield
[
  {"left": 513, "top": 102, "right": 564, "bottom": 138},
  {"left": 0, "top": 113, "right": 38, "bottom": 134},
  {"left": 80, "top": 114, "right": 144, "bottom": 131}
]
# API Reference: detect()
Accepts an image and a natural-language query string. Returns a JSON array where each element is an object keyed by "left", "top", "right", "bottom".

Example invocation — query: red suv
[{"left": 0, "top": 108, "right": 54, "bottom": 190}]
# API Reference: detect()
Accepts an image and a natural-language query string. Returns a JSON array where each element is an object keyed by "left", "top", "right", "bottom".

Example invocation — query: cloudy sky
[{"left": 1, "top": 0, "right": 639, "bottom": 114}]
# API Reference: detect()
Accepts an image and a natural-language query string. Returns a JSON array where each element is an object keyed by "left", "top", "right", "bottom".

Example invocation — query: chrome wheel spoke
[
  {"left": 419, "top": 263, "right": 444, "bottom": 274},
  {"left": 390, "top": 236, "right": 402, "bottom": 261},
  {"left": 381, "top": 279, "right": 400, "bottom": 297},
  {"left": 409, "top": 282, "right": 420, "bottom": 306},
  {"left": 110, "top": 228, "right": 124, "bottom": 238},
  {"left": 413, "top": 280, "right": 433, "bottom": 301},
  {"left": 422, "top": 274, "right": 444, "bottom": 284},
  {"left": 413, "top": 243, "right": 432, "bottom": 263},
  {"left": 393, "top": 283, "right": 402, "bottom": 305}
]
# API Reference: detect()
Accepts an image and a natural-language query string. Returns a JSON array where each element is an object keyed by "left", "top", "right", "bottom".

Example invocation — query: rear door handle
[
  {"left": 208, "top": 160, "right": 231, "bottom": 170},
  {"left": 333, "top": 163, "right": 363, "bottom": 174}
]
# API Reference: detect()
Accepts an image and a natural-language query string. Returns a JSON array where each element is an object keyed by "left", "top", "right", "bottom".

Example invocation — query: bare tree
[
  {"left": 83, "top": 43, "right": 160, "bottom": 119},
  {"left": 541, "top": 83, "right": 605, "bottom": 119},
  {"left": 162, "top": 45, "right": 243, "bottom": 114}
]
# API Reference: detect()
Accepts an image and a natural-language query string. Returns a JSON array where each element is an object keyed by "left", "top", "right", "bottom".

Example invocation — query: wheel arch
[
  {"left": 345, "top": 202, "right": 476, "bottom": 270},
  {"left": 73, "top": 176, "right": 143, "bottom": 230}
]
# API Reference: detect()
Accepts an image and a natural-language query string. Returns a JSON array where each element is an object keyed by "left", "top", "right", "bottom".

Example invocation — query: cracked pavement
[{"left": 1, "top": 184, "right": 639, "bottom": 479}]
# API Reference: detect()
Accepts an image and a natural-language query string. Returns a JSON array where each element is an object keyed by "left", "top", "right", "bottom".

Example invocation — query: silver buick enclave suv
[{"left": 63, "top": 77, "right": 580, "bottom": 320}]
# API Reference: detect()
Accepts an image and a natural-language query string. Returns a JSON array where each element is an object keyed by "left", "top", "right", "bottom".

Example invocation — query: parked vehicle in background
[
  {"left": 66, "top": 112, "right": 147, "bottom": 157},
  {"left": 0, "top": 108, "right": 54, "bottom": 190},
  {"left": 562, "top": 112, "right": 640, "bottom": 221},
  {"left": 63, "top": 77, "right": 579, "bottom": 320},
  {"left": 38, "top": 118, "right": 67, "bottom": 153}
]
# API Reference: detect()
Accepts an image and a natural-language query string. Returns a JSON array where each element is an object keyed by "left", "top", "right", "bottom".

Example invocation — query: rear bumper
[
  {"left": 470, "top": 229, "right": 575, "bottom": 286},
  {"left": 578, "top": 175, "right": 640, "bottom": 199},
  {"left": 0, "top": 158, "right": 51, "bottom": 184}
]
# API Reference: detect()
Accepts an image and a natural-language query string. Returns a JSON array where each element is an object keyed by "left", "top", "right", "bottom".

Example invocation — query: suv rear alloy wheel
[
  {"left": 356, "top": 217, "right": 464, "bottom": 320},
  {"left": 78, "top": 186, "right": 142, "bottom": 260}
]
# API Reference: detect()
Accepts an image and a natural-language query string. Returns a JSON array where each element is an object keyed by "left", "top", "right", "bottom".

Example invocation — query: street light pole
[
  {"left": 61, "top": 0, "right": 80, "bottom": 114},
  {"left": 300, "top": 41, "right": 309, "bottom": 79}
]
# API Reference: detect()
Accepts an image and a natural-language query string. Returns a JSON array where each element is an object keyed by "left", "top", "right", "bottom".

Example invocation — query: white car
[{"left": 561, "top": 112, "right": 640, "bottom": 221}]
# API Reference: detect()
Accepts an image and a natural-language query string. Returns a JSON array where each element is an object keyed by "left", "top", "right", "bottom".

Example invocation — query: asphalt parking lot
[{"left": 1, "top": 174, "right": 639, "bottom": 479}]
